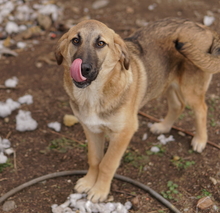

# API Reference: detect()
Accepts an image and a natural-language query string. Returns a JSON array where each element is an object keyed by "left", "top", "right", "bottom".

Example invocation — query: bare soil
[{"left": 0, "top": 0, "right": 220, "bottom": 212}]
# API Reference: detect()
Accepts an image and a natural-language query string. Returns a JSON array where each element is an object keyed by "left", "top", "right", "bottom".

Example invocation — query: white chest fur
[
  {"left": 72, "top": 83, "right": 110, "bottom": 133},
  {"left": 80, "top": 112, "right": 110, "bottom": 133}
]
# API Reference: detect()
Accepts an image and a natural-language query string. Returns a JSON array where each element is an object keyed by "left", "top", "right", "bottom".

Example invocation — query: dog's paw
[
  {"left": 74, "top": 176, "right": 96, "bottom": 193},
  {"left": 150, "top": 122, "right": 171, "bottom": 134},
  {"left": 87, "top": 183, "right": 110, "bottom": 203},
  {"left": 191, "top": 136, "right": 207, "bottom": 153}
]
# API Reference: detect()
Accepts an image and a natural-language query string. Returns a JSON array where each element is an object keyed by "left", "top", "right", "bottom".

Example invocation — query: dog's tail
[{"left": 175, "top": 35, "right": 220, "bottom": 74}]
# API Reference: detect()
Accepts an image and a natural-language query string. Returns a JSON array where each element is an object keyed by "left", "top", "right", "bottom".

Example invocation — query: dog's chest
[
  {"left": 80, "top": 112, "right": 109, "bottom": 133},
  {"left": 73, "top": 87, "right": 110, "bottom": 133}
]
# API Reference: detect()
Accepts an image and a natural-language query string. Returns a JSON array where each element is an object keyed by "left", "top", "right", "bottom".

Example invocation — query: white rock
[
  {"left": 0, "top": 152, "right": 7, "bottom": 164},
  {"left": 4, "top": 148, "right": 14, "bottom": 155},
  {"left": 60, "top": 200, "right": 70, "bottom": 208},
  {"left": 5, "top": 77, "right": 18, "bottom": 88},
  {"left": 53, "top": 193, "right": 131, "bottom": 213},
  {"left": 150, "top": 146, "right": 160, "bottom": 153},
  {"left": 0, "top": 2, "right": 14, "bottom": 23},
  {"left": 69, "top": 193, "right": 85, "bottom": 201},
  {"left": 51, "top": 204, "right": 58, "bottom": 209},
  {"left": 92, "top": 0, "right": 109, "bottom": 9},
  {"left": 52, "top": 206, "right": 64, "bottom": 213},
  {"left": 157, "top": 134, "right": 174, "bottom": 145},
  {"left": 0, "top": 98, "right": 19, "bottom": 118},
  {"left": 18, "top": 25, "right": 27, "bottom": 32},
  {"left": 5, "top": 21, "right": 19, "bottom": 34},
  {"left": 48, "top": 122, "right": 61, "bottom": 132},
  {"left": 6, "top": 98, "right": 20, "bottom": 111},
  {"left": 37, "top": 4, "right": 59, "bottom": 21},
  {"left": 2, "top": 200, "right": 17, "bottom": 211},
  {"left": 147, "top": 122, "right": 153, "bottom": 128},
  {"left": 136, "top": 19, "right": 148, "bottom": 27},
  {"left": 17, "top": 42, "right": 27, "bottom": 49},
  {"left": 203, "top": 16, "right": 215, "bottom": 26},
  {"left": 18, "top": 94, "right": 33, "bottom": 105},
  {"left": 124, "top": 201, "right": 132, "bottom": 210},
  {"left": 1, "top": 138, "right": 11, "bottom": 149},
  {"left": 0, "top": 102, "right": 12, "bottom": 118},
  {"left": 15, "top": 5, "right": 32, "bottom": 21},
  {"left": 148, "top": 3, "right": 157, "bottom": 10},
  {"left": 104, "top": 202, "right": 116, "bottom": 212},
  {"left": 142, "top": 133, "right": 148, "bottom": 140},
  {"left": 16, "top": 110, "right": 38, "bottom": 132}
]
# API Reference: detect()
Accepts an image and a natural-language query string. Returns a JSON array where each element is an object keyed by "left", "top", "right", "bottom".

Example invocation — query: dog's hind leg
[
  {"left": 74, "top": 127, "right": 105, "bottom": 194},
  {"left": 189, "top": 99, "right": 208, "bottom": 153},
  {"left": 180, "top": 70, "right": 212, "bottom": 153},
  {"left": 150, "top": 83, "right": 185, "bottom": 134},
  {"left": 182, "top": 88, "right": 209, "bottom": 153}
]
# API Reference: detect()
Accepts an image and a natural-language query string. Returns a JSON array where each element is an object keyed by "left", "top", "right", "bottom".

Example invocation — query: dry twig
[{"left": 48, "top": 130, "right": 84, "bottom": 145}]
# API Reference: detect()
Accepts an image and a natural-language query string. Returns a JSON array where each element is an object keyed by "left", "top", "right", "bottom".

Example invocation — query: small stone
[
  {"left": 136, "top": 19, "right": 148, "bottom": 27},
  {"left": 203, "top": 16, "right": 215, "bottom": 26},
  {"left": 106, "top": 195, "right": 114, "bottom": 202},
  {"left": 37, "top": 14, "right": 52, "bottom": 30},
  {"left": 63, "top": 114, "right": 78, "bottom": 127},
  {"left": 126, "top": 6, "right": 134, "bottom": 14},
  {"left": 197, "top": 197, "right": 213, "bottom": 210},
  {"left": 21, "top": 26, "right": 43, "bottom": 39},
  {"left": 2, "top": 200, "right": 17, "bottom": 211},
  {"left": 178, "top": 131, "right": 186, "bottom": 137},
  {"left": 92, "top": 0, "right": 109, "bottom": 9},
  {"left": 48, "top": 122, "right": 61, "bottom": 132},
  {"left": 35, "top": 62, "right": 43, "bottom": 68},
  {"left": 142, "top": 133, "right": 148, "bottom": 140},
  {"left": 0, "top": 152, "right": 7, "bottom": 164},
  {"left": 131, "top": 196, "right": 140, "bottom": 211},
  {"left": 148, "top": 3, "right": 157, "bottom": 11},
  {"left": 5, "top": 22, "right": 19, "bottom": 34},
  {"left": 3, "top": 37, "right": 11, "bottom": 47},
  {"left": 4, "top": 117, "right": 9, "bottom": 123},
  {"left": 4, "top": 148, "right": 14, "bottom": 155},
  {"left": 17, "top": 42, "right": 26, "bottom": 49},
  {"left": 150, "top": 146, "right": 160, "bottom": 153},
  {"left": 209, "top": 177, "right": 217, "bottom": 185},
  {"left": 173, "top": 155, "right": 180, "bottom": 161}
]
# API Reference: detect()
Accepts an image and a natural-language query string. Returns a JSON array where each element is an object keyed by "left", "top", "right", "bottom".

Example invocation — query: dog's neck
[{"left": 70, "top": 62, "right": 132, "bottom": 116}]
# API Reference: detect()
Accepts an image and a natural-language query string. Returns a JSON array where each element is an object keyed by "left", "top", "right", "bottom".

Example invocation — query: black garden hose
[{"left": 0, "top": 170, "right": 181, "bottom": 213}]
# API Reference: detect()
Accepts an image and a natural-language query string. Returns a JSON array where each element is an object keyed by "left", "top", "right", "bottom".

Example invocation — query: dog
[{"left": 55, "top": 17, "right": 220, "bottom": 202}]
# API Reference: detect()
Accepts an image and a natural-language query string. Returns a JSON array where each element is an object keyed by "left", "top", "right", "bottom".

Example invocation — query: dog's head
[{"left": 55, "top": 20, "right": 130, "bottom": 88}]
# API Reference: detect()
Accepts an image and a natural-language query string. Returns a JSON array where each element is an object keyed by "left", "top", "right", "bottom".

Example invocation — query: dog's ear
[
  {"left": 114, "top": 33, "right": 130, "bottom": 70},
  {"left": 55, "top": 33, "right": 68, "bottom": 65}
]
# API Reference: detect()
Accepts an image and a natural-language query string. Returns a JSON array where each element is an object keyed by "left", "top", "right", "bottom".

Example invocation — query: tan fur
[{"left": 55, "top": 17, "right": 220, "bottom": 202}]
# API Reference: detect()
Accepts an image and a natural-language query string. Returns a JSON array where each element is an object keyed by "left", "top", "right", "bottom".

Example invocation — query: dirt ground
[{"left": 0, "top": 0, "right": 220, "bottom": 212}]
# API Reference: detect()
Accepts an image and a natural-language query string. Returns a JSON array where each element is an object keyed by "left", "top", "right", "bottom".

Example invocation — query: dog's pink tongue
[{"left": 70, "top": 58, "right": 86, "bottom": 82}]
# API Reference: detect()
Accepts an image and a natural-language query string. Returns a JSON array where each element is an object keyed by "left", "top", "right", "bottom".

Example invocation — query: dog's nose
[{"left": 81, "top": 63, "right": 92, "bottom": 77}]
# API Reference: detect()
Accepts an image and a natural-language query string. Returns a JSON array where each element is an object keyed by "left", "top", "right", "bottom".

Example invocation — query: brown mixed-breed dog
[{"left": 55, "top": 17, "right": 220, "bottom": 202}]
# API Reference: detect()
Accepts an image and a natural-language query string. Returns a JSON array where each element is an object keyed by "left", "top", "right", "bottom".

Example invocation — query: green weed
[
  {"left": 161, "top": 181, "right": 179, "bottom": 201},
  {"left": 146, "top": 145, "right": 166, "bottom": 156},
  {"left": 171, "top": 158, "right": 195, "bottom": 170},
  {"left": 41, "top": 137, "right": 87, "bottom": 154},
  {"left": 196, "top": 189, "right": 212, "bottom": 199},
  {"left": 0, "top": 160, "right": 12, "bottom": 172},
  {"left": 122, "top": 150, "right": 149, "bottom": 170}
]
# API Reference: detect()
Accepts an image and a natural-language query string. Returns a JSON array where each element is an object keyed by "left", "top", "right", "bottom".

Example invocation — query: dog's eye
[
  {"left": 97, "top": 41, "right": 106, "bottom": 48},
  {"left": 72, "top": 38, "right": 80, "bottom": 45}
]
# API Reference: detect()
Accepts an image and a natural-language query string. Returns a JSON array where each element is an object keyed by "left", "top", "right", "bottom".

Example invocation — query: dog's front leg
[
  {"left": 87, "top": 122, "right": 137, "bottom": 203},
  {"left": 75, "top": 126, "right": 105, "bottom": 194}
]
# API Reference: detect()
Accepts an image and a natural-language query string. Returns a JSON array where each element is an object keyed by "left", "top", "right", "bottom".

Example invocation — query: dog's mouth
[
  {"left": 70, "top": 58, "right": 96, "bottom": 88},
  {"left": 73, "top": 79, "right": 91, "bottom": 88}
]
